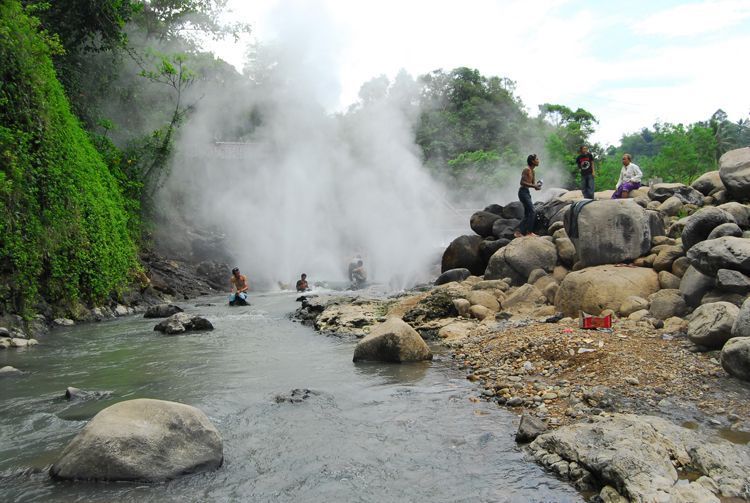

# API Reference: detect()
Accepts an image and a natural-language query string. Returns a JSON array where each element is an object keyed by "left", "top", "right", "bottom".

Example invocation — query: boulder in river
[
  {"left": 144, "top": 303, "right": 184, "bottom": 319},
  {"left": 49, "top": 398, "right": 223, "bottom": 482},
  {"left": 352, "top": 318, "right": 432, "bottom": 363},
  {"left": 154, "top": 312, "right": 214, "bottom": 335}
]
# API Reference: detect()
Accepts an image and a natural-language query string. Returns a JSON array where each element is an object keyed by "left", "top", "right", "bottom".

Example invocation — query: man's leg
[{"left": 519, "top": 189, "right": 534, "bottom": 234}]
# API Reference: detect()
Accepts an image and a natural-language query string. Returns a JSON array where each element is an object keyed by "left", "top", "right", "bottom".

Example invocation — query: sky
[{"left": 204, "top": 0, "right": 750, "bottom": 146}]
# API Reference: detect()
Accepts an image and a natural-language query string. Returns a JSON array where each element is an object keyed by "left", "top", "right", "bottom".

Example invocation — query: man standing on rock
[
  {"left": 229, "top": 267, "right": 250, "bottom": 306},
  {"left": 612, "top": 153, "right": 643, "bottom": 199},
  {"left": 576, "top": 145, "right": 596, "bottom": 199},
  {"left": 515, "top": 154, "right": 542, "bottom": 238}
]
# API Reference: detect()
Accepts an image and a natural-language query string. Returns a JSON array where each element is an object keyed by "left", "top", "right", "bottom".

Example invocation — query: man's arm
[{"left": 239, "top": 275, "right": 249, "bottom": 292}]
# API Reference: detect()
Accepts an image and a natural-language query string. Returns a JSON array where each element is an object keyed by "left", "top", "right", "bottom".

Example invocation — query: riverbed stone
[
  {"left": 528, "top": 413, "right": 750, "bottom": 501},
  {"left": 721, "top": 337, "right": 750, "bottom": 381},
  {"left": 716, "top": 269, "right": 750, "bottom": 294},
  {"left": 352, "top": 318, "right": 432, "bottom": 363},
  {"left": 680, "top": 265, "right": 716, "bottom": 307},
  {"left": 144, "top": 303, "right": 184, "bottom": 319},
  {"left": 466, "top": 290, "right": 500, "bottom": 311},
  {"left": 555, "top": 265, "right": 659, "bottom": 318},
  {"left": 619, "top": 296, "right": 649, "bottom": 317},
  {"left": 441, "top": 235, "right": 484, "bottom": 276},
  {"left": 515, "top": 413, "right": 547, "bottom": 443},
  {"left": 0, "top": 366, "right": 22, "bottom": 376},
  {"left": 502, "top": 284, "right": 547, "bottom": 311},
  {"left": 658, "top": 270, "right": 681, "bottom": 290},
  {"left": 688, "top": 302, "right": 739, "bottom": 349},
  {"left": 154, "top": 312, "right": 214, "bottom": 335},
  {"left": 717, "top": 202, "right": 750, "bottom": 229},
  {"left": 484, "top": 237, "right": 557, "bottom": 285},
  {"left": 687, "top": 236, "right": 750, "bottom": 276},
  {"left": 49, "top": 398, "right": 223, "bottom": 482},
  {"left": 434, "top": 268, "right": 471, "bottom": 286},
  {"left": 681, "top": 207, "right": 737, "bottom": 252},
  {"left": 470, "top": 211, "right": 501, "bottom": 238},
  {"left": 648, "top": 289, "right": 688, "bottom": 320},
  {"left": 691, "top": 170, "right": 724, "bottom": 196},
  {"left": 707, "top": 222, "right": 743, "bottom": 241},
  {"left": 732, "top": 297, "right": 750, "bottom": 338}
]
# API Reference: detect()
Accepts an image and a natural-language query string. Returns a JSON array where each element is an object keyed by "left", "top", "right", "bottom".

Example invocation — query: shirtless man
[
  {"left": 229, "top": 267, "right": 250, "bottom": 306},
  {"left": 514, "top": 154, "right": 543, "bottom": 238},
  {"left": 296, "top": 273, "right": 310, "bottom": 292}
]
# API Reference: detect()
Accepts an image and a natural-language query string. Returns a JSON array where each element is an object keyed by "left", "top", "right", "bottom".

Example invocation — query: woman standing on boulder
[{"left": 515, "top": 154, "right": 543, "bottom": 238}]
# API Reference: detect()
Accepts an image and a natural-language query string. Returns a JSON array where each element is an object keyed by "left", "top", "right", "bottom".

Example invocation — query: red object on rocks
[{"left": 579, "top": 312, "right": 612, "bottom": 329}]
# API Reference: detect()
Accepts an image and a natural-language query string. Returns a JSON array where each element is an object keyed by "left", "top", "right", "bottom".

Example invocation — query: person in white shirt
[{"left": 611, "top": 153, "right": 643, "bottom": 199}]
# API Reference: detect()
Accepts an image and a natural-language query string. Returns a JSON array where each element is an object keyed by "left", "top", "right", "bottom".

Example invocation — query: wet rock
[
  {"left": 402, "top": 290, "right": 458, "bottom": 324},
  {"left": 274, "top": 388, "right": 319, "bottom": 403},
  {"left": 719, "top": 147, "right": 750, "bottom": 201},
  {"left": 721, "top": 337, "right": 750, "bottom": 381},
  {"left": 0, "top": 366, "right": 22, "bottom": 376},
  {"left": 434, "top": 268, "right": 471, "bottom": 286},
  {"left": 555, "top": 265, "right": 659, "bottom": 318},
  {"left": 681, "top": 207, "right": 737, "bottom": 252},
  {"left": 65, "top": 387, "right": 113, "bottom": 401},
  {"left": 352, "top": 318, "right": 432, "bottom": 363},
  {"left": 687, "top": 302, "right": 739, "bottom": 349},
  {"left": 515, "top": 413, "right": 547, "bottom": 443},
  {"left": 528, "top": 413, "right": 750, "bottom": 501},
  {"left": 470, "top": 211, "right": 501, "bottom": 237},
  {"left": 154, "top": 312, "right": 214, "bottom": 335},
  {"left": 442, "top": 235, "right": 485, "bottom": 276},
  {"left": 144, "top": 303, "right": 184, "bottom": 319},
  {"left": 50, "top": 398, "right": 223, "bottom": 482}
]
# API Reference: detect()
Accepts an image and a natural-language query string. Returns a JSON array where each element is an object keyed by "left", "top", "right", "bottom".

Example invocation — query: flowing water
[{"left": 0, "top": 291, "right": 582, "bottom": 502}]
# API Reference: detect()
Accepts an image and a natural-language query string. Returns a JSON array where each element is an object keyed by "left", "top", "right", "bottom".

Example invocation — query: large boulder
[
  {"left": 555, "top": 265, "right": 660, "bottom": 317},
  {"left": 470, "top": 211, "right": 501, "bottom": 237},
  {"left": 716, "top": 269, "right": 750, "bottom": 294},
  {"left": 716, "top": 202, "right": 750, "bottom": 229},
  {"left": 154, "top": 313, "right": 213, "bottom": 334},
  {"left": 144, "top": 304, "right": 184, "bottom": 319},
  {"left": 501, "top": 201, "right": 525, "bottom": 220},
  {"left": 707, "top": 222, "right": 743, "bottom": 240},
  {"left": 687, "top": 302, "right": 739, "bottom": 349},
  {"left": 49, "top": 399, "right": 223, "bottom": 481},
  {"left": 719, "top": 147, "right": 750, "bottom": 201},
  {"left": 681, "top": 207, "right": 737, "bottom": 252},
  {"left": 686, "top": 236, "right": 750, "bottom": 276},
  {"left": 491, "top": 218, "right": 521, "bottom": 240},
  {"left": 721, "top": 338, "right": 750, "bottom": 381},
  {"left": 691, "top": 170, "right": 724, "bottom": 196},
  {"left": 564, "top": 200, "right": 651, "bottom": 268},
  {"left": 732, "top": 297, "right": 750, "bottom": 338},
  {"left": 478, "top": 238, "right": 509, "bottom": 263},
  {"left": 352, "top": 318, "right": 432, "bottom": 363},
  {"left": 484, "top": 237, "right": 557, "bottom": 285},
  {"left": 441, "top": 235, "right": 484, "bottom": 275},
  {"left": 648, "top": 183, "right": 704, "bottom": 206},
  {"left": 679, "top": 265, "right": 716, "bottom": 307}
]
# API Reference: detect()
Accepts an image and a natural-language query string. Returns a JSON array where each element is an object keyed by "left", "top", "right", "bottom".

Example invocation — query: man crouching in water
[{"left": 229, "top": 267, "right": 250, "bottom": 306}]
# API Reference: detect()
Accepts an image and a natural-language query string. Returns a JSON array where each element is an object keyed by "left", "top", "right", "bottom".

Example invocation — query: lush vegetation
[{"left": 0, "top": 0, "right": 137, "bottom": 315}]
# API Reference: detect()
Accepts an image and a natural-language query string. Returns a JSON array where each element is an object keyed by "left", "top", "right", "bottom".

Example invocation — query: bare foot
[
  {"left": 525, "top": 232, "right": 538, "bottom": 237},
  {"left": 513, "top": 231, "right": 523, "bottom": 238}
]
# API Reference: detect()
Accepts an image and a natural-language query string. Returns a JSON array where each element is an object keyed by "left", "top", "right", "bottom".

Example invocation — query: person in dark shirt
[
  {"left": 576, "top": 145, "right": 596, "bottom": 199},
  {"left": 296, "top": 273, "right": 310, "bottom": 292}
]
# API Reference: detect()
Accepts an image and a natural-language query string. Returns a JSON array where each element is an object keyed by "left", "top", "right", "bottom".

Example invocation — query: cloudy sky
[{"left": 205, "top": 0, "right": 750, "bottom": 146}]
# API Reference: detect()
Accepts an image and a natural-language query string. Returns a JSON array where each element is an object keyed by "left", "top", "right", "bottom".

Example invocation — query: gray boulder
[
  {"left": 716, "top": 269, "right": 750, "bottom": 294},
  {"left": 555, "top": 237, "right": 576, "bottom": 267},
  {"left": 565, "top": 200, "right": 651, "bottom": 268},
  {"left": 691, "top": 170, "right": 724, "bottom": 196},
  {"left": 652, "top": 245, "right": 683, "bottom": 272},
  {"left": 648, "top": 183, "right": 704, "bottom": 206},
  {"left": 483, "top": 204, "right": 504, "bottom": 216},
  {"left": 681, "top": 207, "right": 737, "bottom": 252},
  {"left": 648, "top": 289, "right": 688, "bottom": 320},
  {"left": 671, "top": 256, "right": 690, "bottom": 277},
  {"left": 658, "top": 270, "right": 681, "bottom": 290},
  {"left": 49, "top": 398, "right": 223, "bottom": 481},
  {"left": 657, "top": 196, "right": 683, "bottom": 216},
  {"left": 702, "top": 290, "right": 746, "bottom": 307},
  {"left": 470, "top": 211, "right": 501, "bottom": 237},
  {"left": 687, "top": 302, "right": 739, "bottom": 349},
  {"left": 491, "top": 218, "right": 521, "bottom": 240},
  {"left": 515, "top": 413, "right": 547, "bottom": 443},
  {"left": 154, "top": 313, "right": 214, "bottom": 335},
  {"left": 441, "top": 235, "right": 484, "bottom": 275},
  {"left": 732, "top": 297, "right": 750, "bottom": 338},
  {"left": 501, "top": 201, "right": 525, "bottom": 220},
  {"left": 484, "top": 237, "right": 557, "bottom": 285},
  {"left": 144, "top": 304, "right": 184, "bottom": 319},
  {"left": 478, "top": 238, "right": 509, "bottom": 263},
  {"left": 707, "top": 222, "right": 743, "bottom": 240},
  {"left": 686, "top": 236, "right": 750, "bottom": 276},
  {"left": 434, "top": 268, "right": 471, "bottom": 286},
  {"left": 719, "top": 147, "right": 750, "bottom": 201},
  {"left": 679, "top": 265, "right": 716, "bottom": 307},
  {"left": 721, "top": 337, "right": 750, "bottom": 381},
  {"left": 352, "top": 318, "right": 432, "bottom": 363}
]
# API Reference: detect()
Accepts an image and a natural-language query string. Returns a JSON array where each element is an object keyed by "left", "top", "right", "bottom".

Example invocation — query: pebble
[
  {"left": 625, "top": 377, "right": 640, "bottom": 385},
  {"left": 507, "top": 397, "right": 523, "bottom": 406}
]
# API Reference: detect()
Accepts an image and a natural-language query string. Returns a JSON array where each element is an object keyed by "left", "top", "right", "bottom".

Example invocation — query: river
[{"left": 0, "top": 291, "right": 583, "bottom": 502}]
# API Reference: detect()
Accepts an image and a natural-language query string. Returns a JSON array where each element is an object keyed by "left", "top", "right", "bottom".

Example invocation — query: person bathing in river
[
  {"left": 611, "top": 153, "right": 643, "bottom": 199},
  {"left": 229, "top": 267, "right": 250, "bottom": 306},
  {"left": 296, "top": 273, "right": 310, "bottom": 292},
  {"left": 514, "top": 153, "right": 543, "bottom": 238},
  {"left": 350, "top": 260, "right": 367, "bottom": 288}
]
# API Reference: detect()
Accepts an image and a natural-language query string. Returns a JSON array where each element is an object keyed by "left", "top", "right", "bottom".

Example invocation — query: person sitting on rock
[
  {"left": 296, "top": 273, "right": 310, "bottom": 292},
  {"left": 611, "top": 153, "right": 643, "bottom": 199},
  {"left": 350, "top": 260, "right": 367, "bottom": 288},
  {"left": 229, "top": 267, "right": 250, "bottom": 306}
]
